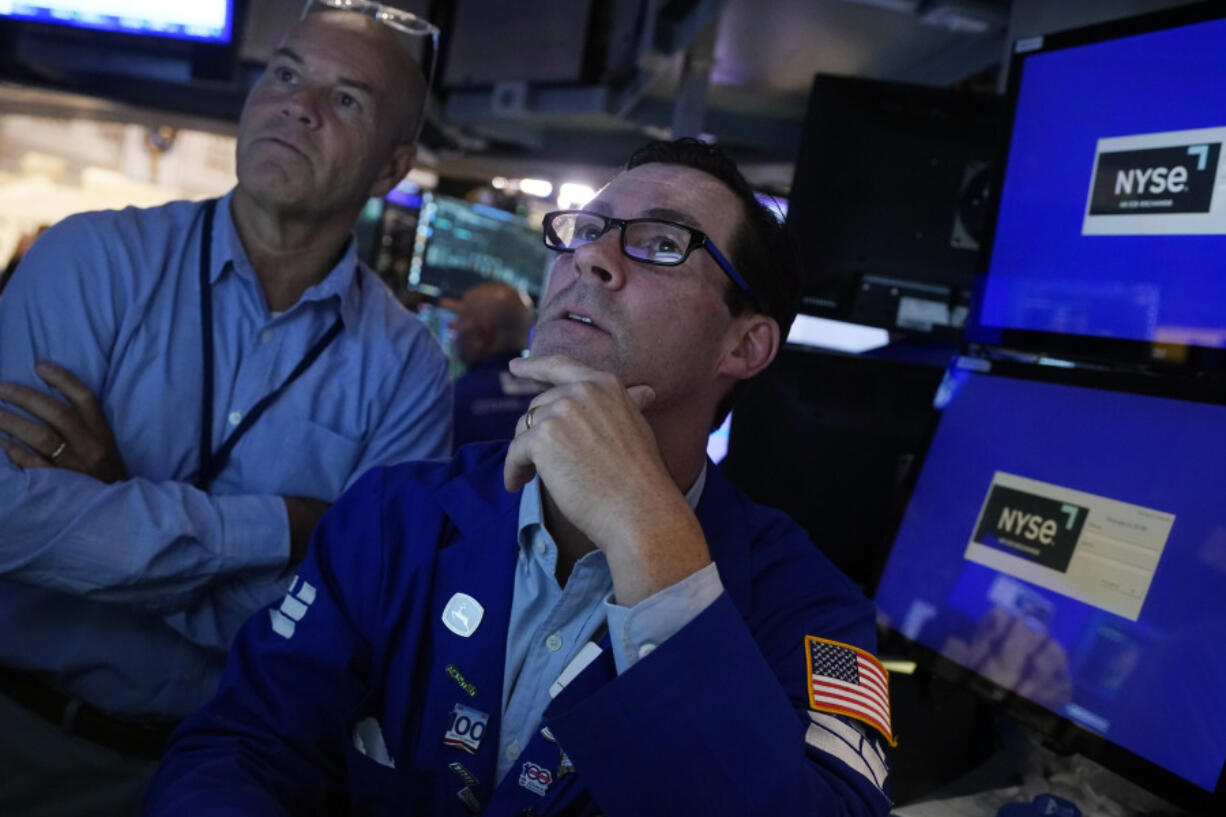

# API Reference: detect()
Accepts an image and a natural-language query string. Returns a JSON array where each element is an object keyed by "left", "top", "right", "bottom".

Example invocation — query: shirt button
[
  {"left": 545, "top": 633, "right": 563, "bottom": 652},
  {"left": 505, "top": 741, "right": 520, "bottom": 761},
  {"left": 638, "top": 643, "right": 656, "bottom": 659},
  {"left": 534, "top": 540, "right": 547, "bottom": 556},
  {"left": 227, "top": 411, "right": 242, "bottom": 426},
  {"left": 260, "top": 329, "right": 274, "bottom": 343}
]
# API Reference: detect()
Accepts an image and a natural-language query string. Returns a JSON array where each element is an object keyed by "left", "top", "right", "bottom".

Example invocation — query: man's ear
[
  {"left": 717, "top": 314, "right": 780, "bottom": 381},
  {"left": 368, "top": 143, "right": 417, "bottom": 199}
]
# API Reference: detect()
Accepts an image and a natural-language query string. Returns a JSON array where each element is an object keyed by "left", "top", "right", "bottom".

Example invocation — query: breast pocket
[
  {"left": 230, "top": 417, "right": 364, "bottom": 500},
  {"left": 343, "top": 744, "right": 404, "bottom": 817}
]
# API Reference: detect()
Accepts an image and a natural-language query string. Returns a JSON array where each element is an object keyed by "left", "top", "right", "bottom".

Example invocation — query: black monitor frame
[
  {"left": 0, "top": 1, "right": 237, "bottom": 45},
  {"left": 881, "top": 628, "right": 1225, "bottom": 811},
  {"left": 966, "top": 0, "right": 1226, "bottom": 378},
  {"left": 786, "top": 74, "right": 1002, "bottom": 334},
  {"left": 876, "top": 360, "right": 1226, "bottom": 811},
  {"left": 0, "top": 0, "right": 246, "bottom": 87}
]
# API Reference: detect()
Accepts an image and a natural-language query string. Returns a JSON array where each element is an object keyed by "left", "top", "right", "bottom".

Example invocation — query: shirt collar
[
  {"left": 516, "top": 460, "right": 709, "bottom": 552},
  {"left": 210, "top": 188, "right": 364, "bottom": 327}
]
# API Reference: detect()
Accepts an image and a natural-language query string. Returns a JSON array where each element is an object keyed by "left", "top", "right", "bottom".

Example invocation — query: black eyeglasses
[{"left": 541, "top": 210, "right": 756, "bottom": 299}]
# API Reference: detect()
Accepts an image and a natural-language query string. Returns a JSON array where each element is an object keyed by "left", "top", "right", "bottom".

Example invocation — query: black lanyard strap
[
  {"left": 193, "top": 197, "right": 345, "bottom": 490},
  {"left": 197, "top": 199, "right": 218, "bottom": 491}
]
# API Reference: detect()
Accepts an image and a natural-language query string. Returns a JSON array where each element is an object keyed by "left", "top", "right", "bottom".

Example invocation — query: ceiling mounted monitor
[{"left": 0, "top": 1, "right": 235, "bottom": 44}]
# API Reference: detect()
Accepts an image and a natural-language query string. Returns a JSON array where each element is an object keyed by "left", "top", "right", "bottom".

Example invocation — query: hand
[
  {"left": 503, "top": 354, "right": 711, "bottom": 606},
  {"left": 947, "top": 608, "right": 1072, "bottom": 709},
  {"left": 0, "top": 362, "right": 127, "bottom": 483},
  {"left": 284, "top": 496, "right": 330, "bottom": 566}
]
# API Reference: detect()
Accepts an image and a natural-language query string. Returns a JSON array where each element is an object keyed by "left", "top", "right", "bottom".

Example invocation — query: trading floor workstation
[
  {"left": 0, "top": 1, "right": 1224, "bottom": 814},
  {"left": 753, "top": 5, "right": 1226, "bottom": 813}
]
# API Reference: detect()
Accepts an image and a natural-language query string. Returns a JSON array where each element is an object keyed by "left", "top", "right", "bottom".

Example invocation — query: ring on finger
[
  {"left": 525, "top": 406, "right": 537, "bottom": 431},
  {"left": 49, "top": 440, "right": 68, "bottom": 462}
]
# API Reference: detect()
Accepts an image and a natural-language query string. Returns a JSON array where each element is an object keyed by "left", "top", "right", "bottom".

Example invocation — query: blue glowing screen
[
  {"left": 0, "top": 2, "right": 234, "bottom": 43},
  {"left": 875, "top": 371, "right": 1226, "bottom": 791},
  {"left": 978, "top": 16, "right": 1226, "bottom": 349}
]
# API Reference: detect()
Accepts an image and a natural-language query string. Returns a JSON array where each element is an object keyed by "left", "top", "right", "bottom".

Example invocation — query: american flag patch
[{"left": 805, "top": 635, "right": 894, "bottom": 745}]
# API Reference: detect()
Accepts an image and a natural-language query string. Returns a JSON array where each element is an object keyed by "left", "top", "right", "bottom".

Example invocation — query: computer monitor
[
  {"left": 410, "top": 194, "right": 549, "bottom": 301},
  {"left": 0, "top": 1, "right": 235, "bottom": 43},
  {"left": 874, "top": 366, "right": 1226, "bottom": 809},
  {"left": 415, "top": 302, "right": 463, "bottom": 379},
  {"left": 786, "top": 74, "right": 1001, "bottom": 334},
  {"left": 970, "top": 1, "right": 1226, "bottom": 374}
]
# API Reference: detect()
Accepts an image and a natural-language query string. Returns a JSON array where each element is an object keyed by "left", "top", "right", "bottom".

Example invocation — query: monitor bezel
[
  {"left": 966, "top": 0, "right": 1226, "bottom": 377},
  {"left": 875, "top": 363, "right": 1226, "bottom": 811},
  {"left": 0, "top": 1, "right": 236, "bottom": 45},
  {"left": 880, "top": 628, "right": 1225, "bottom": 811}
]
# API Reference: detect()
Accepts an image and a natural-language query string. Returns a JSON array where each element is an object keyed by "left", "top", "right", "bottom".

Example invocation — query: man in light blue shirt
[
  {"left": 495, "top": 465, "right": 710, "bottom": 782},
  {"left": 0, "top": 6, "right": 450, "bottom": 814}
]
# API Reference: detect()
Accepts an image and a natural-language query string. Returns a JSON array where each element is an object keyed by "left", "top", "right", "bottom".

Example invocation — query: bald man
[
  {"left": 0, "top": 7, "right": 450, "bottom": 814},
  {"left": 451, "top": 281, "right": 543, "bottom": 448}
]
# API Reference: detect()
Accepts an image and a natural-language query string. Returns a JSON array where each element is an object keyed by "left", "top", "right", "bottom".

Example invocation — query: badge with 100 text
[
  {"left": 443, "top": 702, "right": 489, "bottom": 754},
  {"left": 519, "top": 761, "right": 553, "bottom": 796}
]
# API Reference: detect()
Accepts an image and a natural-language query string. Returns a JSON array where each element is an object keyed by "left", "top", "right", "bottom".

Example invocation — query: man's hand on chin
[{"left": 503, "top": 354, "right": 711, "bottom": 607}]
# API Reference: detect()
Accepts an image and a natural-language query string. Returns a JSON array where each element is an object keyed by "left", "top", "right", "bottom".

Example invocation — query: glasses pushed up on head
[
  {"left": 300, "top": 0, "right": 440, "bottom": 142},
  {"left": 541, "top": 210, "right": 756, "bottom": 299}
]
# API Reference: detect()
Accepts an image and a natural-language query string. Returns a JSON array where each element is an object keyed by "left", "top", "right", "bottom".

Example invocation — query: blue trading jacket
[
  {"left": 452, "top": 351, "right": 542, "bottom": 449},
  {"left": 145, "top": 442, "right": 892, "bottom": 816}
]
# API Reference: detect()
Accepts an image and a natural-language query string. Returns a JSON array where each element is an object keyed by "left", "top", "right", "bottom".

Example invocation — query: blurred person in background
[
  {"left": 0, "top": 5, "right": 450, "bottom": 815},
  {"left": 451, "top": 281, "right": 543, "bottom": 448}
]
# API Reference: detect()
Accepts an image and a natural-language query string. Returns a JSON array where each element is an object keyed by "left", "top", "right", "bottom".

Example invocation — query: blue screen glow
[
  {"left": 875, "top": 371, "right": 1226, "bottom": 791},
  {"left": 978, "top": 16, "right": 1226, "bottom": 349},
  {"left": 0, "top": 1, "right": 234, "bottom": 43}
]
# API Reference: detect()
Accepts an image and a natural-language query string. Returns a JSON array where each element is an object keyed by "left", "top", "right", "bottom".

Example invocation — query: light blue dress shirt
[
  {"left": 0, "top": 191, "right": 452, "bottom": 717},
  {"left": 498, "top": 467, "right": 723, "bottom": 782}
]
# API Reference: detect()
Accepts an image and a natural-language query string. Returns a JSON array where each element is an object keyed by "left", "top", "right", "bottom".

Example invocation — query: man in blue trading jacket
[
  {"left": 146, "top": 139, "right": 894, "bottom": 816},
  {"left": 451, "top": 281, "right": 542, "bottom": 448},
  {"left": 0, "top": 6, "right": 450, "bottom": 815}
]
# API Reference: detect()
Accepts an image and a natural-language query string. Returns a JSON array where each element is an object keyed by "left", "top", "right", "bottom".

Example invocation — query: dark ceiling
[
  {"left": 242, "top": 0, "right": 1014, "bottom": 186},
  {"left": 0, "top": 0, "right": 1195, "bottom": 189}
]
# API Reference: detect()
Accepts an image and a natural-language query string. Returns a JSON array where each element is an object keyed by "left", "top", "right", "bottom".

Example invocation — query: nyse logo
[
  {"left": 973, "top": 485, "right": 1088, "bottom": 573},
  {"left": 1089, "top": 142, "right": 1221, "bottom": 215}
]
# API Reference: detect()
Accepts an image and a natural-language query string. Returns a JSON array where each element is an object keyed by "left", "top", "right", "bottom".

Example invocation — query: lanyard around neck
[{"left": 193, "top": 198, "right": 344, "bottom": 491}]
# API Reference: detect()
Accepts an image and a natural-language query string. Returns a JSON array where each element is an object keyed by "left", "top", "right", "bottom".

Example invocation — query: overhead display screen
[{"left": 0, "top": 1, "right": 234, "bottom": 43}]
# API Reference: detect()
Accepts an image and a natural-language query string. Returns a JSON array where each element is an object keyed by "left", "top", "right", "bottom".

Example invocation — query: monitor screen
[
  {"left": 0, "top": 1, "right": 234, "bottom": 43},
  {"left": 973, "top": 6, "right": 1226, "bottom": 363},
  {"left": 874, "top": 368, "right": 1226, "bottom": 802},
  {"left": 415, "top": 302, "right": 462, "bottom": 378},
  {"left": 410, "top": 195, "right": 549, "bottom": 300}
]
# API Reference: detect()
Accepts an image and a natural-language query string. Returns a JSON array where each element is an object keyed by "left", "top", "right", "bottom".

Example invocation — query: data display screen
[
  {"left": 875, "top": 370, "right": 1226, "bottom": 794},
  {"left": 976, "top": 13, "right": 1226, "bottom": 352},
  {"left": 0, "top": 1, "right": 234, "bottom": 43}
]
